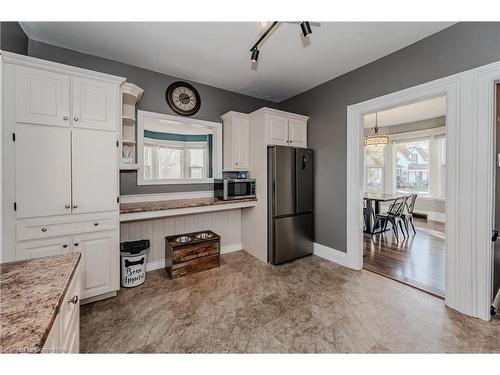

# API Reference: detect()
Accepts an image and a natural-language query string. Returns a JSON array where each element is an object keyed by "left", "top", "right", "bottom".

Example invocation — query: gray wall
[
  {"left": 363, "top": 116, "right": 445, "bottom": 136},
  {"left": 281, "top": 22, "right": 500, "bottom": 252},
  {"left": 0, "top": 22, "right": 28, "bottom": 55},
  {"left": 27, "top": 40, "right": 278, "bottom": 195}
]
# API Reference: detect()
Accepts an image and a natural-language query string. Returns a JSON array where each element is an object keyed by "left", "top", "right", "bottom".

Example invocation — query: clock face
[{"left": 166, "top": 82, "right": 201, "bottom": 116}]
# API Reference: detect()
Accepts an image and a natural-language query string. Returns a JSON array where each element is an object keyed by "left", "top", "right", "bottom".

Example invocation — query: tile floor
[{"left": 81, "top": 251, "right": 500, "bottom": 353}]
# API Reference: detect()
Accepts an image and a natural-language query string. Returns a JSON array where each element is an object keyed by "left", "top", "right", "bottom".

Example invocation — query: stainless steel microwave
[{"left": 214, "top": 178, "right": 256, "bottom": 200}]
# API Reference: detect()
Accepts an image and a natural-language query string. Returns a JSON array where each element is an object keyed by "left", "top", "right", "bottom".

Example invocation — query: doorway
[{"left": 362, "top": 97, "right": 446, "bottom": 297}]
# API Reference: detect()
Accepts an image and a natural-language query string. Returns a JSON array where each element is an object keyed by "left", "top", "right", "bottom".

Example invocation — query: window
[
  {"left": 394, "top": 140, "right": 429, "bottom": 195},
  {"left": 365, "top": 145, "right": 384, "bottom": 193},
  {"left": 363, "top": 127, "right": 446, "bottom": 199},
  {"left": 143, "top": 139, "right": 208, "bottom": 181}
]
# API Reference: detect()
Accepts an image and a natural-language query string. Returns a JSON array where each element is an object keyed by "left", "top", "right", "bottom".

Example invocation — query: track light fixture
[
  {"left": 300, "top": 21, "right": 312, "bottom": 38},
  {"left": 249, "top": 21, "right": 313, "bottom": 63},
  {"left": 251, "top": 48, "right": 260, "bottom": 62}
]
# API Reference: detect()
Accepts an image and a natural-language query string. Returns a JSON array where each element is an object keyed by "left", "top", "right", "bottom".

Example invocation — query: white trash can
[{"left": 120, "top": 240, "right": 150, "bottom": 288}]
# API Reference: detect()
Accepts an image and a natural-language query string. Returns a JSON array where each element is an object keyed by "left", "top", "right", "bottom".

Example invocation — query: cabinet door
[
  {"left": 73, "top": 230, "right": 118, "bottom": 299},
  {"left": 72, "top": 128, "right": 118, "bottom": 214},
  {"left": 233, "top": 117, "right": 250, "bottom": 170},
  {"left": 15, "top": 66, "right": 70, "bottom": 127},
  {"left": 72, "top": 77, "right": 118, "bottom": 131},
  {"left": 266, "top": 114, "right": 289, "bottom": 146},
  {"left": 15, "top": 124, "right": 72, "bottom": 218},
  {"left": 288, "top": 119, "right": 307, "bottom": 148},
  {"left": 16, "top": 237, "right": 71, "bottom": 260}
]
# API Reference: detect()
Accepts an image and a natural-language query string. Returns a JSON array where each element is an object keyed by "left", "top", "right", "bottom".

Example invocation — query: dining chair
[
  {"left": 363, "top": 200, "right": 376, "bottom": 232},
  {"left": 371, "top": 196, "right": 407, "bottom": 241},
  {"left": 403, "top": 194, "right": 418, "bottom": 235}
]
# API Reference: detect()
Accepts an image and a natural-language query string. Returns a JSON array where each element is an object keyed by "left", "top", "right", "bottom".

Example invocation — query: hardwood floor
[{"left": 363, "top": 218, "right": 444, "bottom": 297}]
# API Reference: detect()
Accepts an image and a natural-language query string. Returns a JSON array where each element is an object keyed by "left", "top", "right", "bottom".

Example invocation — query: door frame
[{"left": 345, "top": 61, "right": 500, "bottom": 321}]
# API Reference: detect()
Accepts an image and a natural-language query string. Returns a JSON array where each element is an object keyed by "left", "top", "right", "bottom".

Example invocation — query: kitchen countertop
[
  {"left": 0, "top": 253, "right": 81, "bottom": 353},
  {"left": 120, "top": 197, "right": 257, "bottom": 215}
]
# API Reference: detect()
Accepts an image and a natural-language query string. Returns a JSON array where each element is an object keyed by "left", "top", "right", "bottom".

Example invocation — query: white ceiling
[
  {"left": 363, "top": 96, "right": 446, "bottom": 128},
  {"left": 20, "top": 22, "right": 454, "bottom": 102}
]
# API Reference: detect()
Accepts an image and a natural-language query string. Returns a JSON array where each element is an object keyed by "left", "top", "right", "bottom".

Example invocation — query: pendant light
[{"left": 364, "top": 112, "right": 389, "bottom": 147}]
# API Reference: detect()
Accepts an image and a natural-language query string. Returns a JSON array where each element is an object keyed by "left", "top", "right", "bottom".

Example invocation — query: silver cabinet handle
[
  {"left": 74, "top": 243, "right": 79, "bottom": 247},
  {"left": 68, "top": 295, "right": 78, "bottom": 304},
  {"left": 41, "top": 227, "right": 47, "bottom": 232},
  {"left": 62, "top": 244, "right": 68, "bottom": 248},
  {"left": 73, "top": 117, "right": 79, "bottom": 121},
  {"left": 65, "top": 204, "right": 71, "bottom": 209},
  {"left": 63, "top": 116, "right": 69, "bottom": 120},
  {"left": 73, "top": 204, "right": 78, "bottom": 209}
]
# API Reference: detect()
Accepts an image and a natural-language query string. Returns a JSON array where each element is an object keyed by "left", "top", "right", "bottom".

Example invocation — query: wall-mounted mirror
[{"left": 137, "top": 111, "right": 222, "bottom": 185}]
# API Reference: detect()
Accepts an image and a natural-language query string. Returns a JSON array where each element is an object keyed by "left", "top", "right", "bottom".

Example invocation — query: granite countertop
[
  {"left": 120, "top": 197, "right": 257, "bottom": 215},
  {"left": 0, "top": 253, "right": 81, "bottom": 353}
]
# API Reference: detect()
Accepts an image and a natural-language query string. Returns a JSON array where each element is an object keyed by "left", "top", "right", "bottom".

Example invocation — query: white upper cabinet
[
  {"left": 72, "top": 77, "right": 118, "bottom": 131},
  {"left": 222, "top": 112, "right": 250, "bottom": 171},
  {"left": 266, "top": 114, "right": 289, "bottom": 146},
  {"left": 15, "top": 124, "right": 72, "bottom": 218},
  {"left": 288, "top": 118, "right": 308, "bottom": 148},
  {"left": 72, "top": 128, "right": 118, "bottom": 214},
  {"left": 15, "top": 66, "right": 70, "bottom": 127}
]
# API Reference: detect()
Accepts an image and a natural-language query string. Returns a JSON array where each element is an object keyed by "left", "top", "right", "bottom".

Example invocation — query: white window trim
[{"left": 137, "top": 110, "right": 222, "bottom": 185}]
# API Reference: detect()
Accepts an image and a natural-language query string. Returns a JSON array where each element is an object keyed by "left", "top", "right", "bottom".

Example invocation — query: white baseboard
[
  {"left": 220, "top": 243, "right": 243, "bottom": 254},
  {"left": 120, "top": 190, "right": 213, "bottom": 204},
  {"left": 313, "top": 242, "right": 350, "bottom": 268},
  {"left": 146, "top": 259, "right": 165, "bottom": 272},
  {"left": 427, "top": 212, "right": 446, "bottom": 223},
  {"left": 145, "top": 243, "right": 243, "bottom": 272}
]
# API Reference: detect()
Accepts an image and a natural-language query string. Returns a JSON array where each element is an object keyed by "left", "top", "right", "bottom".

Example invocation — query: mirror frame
[{"left": 137, "top": 110, "right": 222, "bottom": 185}]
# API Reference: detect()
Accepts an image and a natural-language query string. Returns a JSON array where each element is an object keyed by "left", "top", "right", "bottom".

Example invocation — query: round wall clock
[{"left": 165, "top": 81, "right": 201, "bottom": 116}]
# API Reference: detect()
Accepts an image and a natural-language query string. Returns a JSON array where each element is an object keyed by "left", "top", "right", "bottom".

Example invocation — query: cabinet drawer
[
  {"left": 173, "top": 240, "right": 220, "bottom": 264},
  {"left": 17, "top": 214, "right": 117, "bottom": 241},
  {"left": 60, "top": 269, "right": 80, "bottom": 343},
  {"left": 16, "top": 236, "right": 70, "bottom": 260}
]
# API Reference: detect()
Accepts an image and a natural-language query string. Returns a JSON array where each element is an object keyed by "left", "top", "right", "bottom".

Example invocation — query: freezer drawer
[{"left": 270, "top": 213, "right": 313, "bottom": 265}]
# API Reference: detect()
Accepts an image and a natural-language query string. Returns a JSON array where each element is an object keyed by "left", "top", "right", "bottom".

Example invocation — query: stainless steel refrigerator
[{"left": 267, "top": 146, "right": 314, "bottom": 265}]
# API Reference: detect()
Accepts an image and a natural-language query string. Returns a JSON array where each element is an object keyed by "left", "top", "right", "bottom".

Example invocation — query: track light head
[
  {"left": 301, "top": 21, "right": 312, "bottom": 38},
  {"left": 251, "top": 48, "right": 260, "bottom": 62}
]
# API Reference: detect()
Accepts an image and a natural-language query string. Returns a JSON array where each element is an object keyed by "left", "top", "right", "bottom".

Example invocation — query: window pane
[
  {"left": 158, "top": 147, "right": 182, "bottom": 179},
  {"left": 394, "top": 140, "right": 429, "bottom": 194},
  {"left": 143, "top": 145, "right": 153, "bottom": 180},
  {"left": 190, "top": 167, "right": 203, "bottom": 178},
  {"left": 188, "top": 148, "right": 205, "bottom": 178},
  {"left": 365, "top": 145, "right": 384, "bottom": 193}
]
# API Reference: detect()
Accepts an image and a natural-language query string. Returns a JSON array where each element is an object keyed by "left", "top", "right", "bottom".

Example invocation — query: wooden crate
[{"left": 165, "top": 230, "right": 220, "bottom": 279}]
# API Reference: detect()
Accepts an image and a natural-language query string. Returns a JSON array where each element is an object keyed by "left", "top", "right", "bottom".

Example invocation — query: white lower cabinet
[
  {"left": 74, "top": 230, "right": 119, "bottom": 300},
  {"left": 42, "top": 267, "right": 80, "bottom": 353},
  {"left": 14, "top": 212, "right": 119, "bottom": 301}
]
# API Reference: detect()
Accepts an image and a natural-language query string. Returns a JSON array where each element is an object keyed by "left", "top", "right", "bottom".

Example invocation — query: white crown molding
[
  {"left": 249, "top": 107, "right": 309, "bottom": 121},
  {"left": 0, "top": 50, "right": 126, "bottom": 84}
]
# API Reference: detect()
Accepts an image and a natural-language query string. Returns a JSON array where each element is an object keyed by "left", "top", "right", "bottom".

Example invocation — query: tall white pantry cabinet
[{"left": 1, "top": 52, "right": 126, "bottom": 302}]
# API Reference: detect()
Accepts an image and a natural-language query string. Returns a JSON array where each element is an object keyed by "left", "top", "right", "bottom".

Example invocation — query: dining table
[{"left": 363, "top": 193, "right": 400, "bottom": 234}]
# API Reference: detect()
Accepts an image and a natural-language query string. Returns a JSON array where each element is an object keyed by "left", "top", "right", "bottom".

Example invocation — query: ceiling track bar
[{"left": 250, "top": 21, "right": 279, "bottom": 52}]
